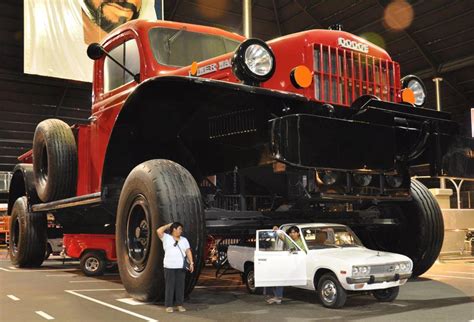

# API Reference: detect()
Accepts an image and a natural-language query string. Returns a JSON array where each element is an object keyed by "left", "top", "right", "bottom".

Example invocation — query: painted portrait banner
[{"left": 24, "top": 0, "right": 162, "bottom": 82}]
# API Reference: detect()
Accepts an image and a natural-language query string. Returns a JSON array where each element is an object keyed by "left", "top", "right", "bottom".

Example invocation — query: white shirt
[{"left": 160, "top": 233, "right": 190, "bottom": 269}]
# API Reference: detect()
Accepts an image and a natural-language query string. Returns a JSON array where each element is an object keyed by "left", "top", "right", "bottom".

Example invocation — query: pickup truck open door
[{"left": 254, "top": 230, "right": 307, "bottom": 287}]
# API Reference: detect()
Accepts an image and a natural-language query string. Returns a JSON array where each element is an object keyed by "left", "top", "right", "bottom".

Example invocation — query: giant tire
[
  {"left": 9, "top": 197, "right": 47, "bottom": 267},
  {"left": 116, "top": 159, "right": 205, "bottom": 302},
  {"left": 359, "top": 179, "right": 443, "bottom": 276},
  {"left": 33, "top": 119, "right": 77, "bottom": 202}
]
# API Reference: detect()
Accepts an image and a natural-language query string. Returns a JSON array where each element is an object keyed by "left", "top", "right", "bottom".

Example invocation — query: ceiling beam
[
  {"left": 292, "top": 0, "right": 324, "bottom": 29},
  {"left": 376, "top": 0, "right": 470, "bottom": 105},
  {"left": 272, "top": 0, "right": 283, "bottom": 36},
  {"left": 413, "top": 55, "right": 474, "bottom": 80}
]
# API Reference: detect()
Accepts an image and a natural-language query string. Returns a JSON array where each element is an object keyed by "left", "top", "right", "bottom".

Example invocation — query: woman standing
[
  {"left": 157, "top": 222, "right": 194, "bottom": 313},
  {"left": 264, "top": 225, "right": 307, "bottom": 304}
]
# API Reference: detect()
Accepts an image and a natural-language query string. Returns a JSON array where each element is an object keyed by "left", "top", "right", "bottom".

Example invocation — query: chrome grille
[{"left": 313, "top": 44, "right": 400, "bottom": 106}]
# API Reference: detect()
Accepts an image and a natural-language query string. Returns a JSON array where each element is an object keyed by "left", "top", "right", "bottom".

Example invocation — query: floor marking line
[
  {"left": 69, "top": 280, "right": 122, "bottom": 283},
  {"left": 424, "top": 274, "right": 474, "bottom": 280},
  {"left": 66, "top": 288, "right": 125, "bottom": 292},
  {"left": 0, "top": 268, "right": 78, "bottom": 273},
  {"left": 35, "top": 311, "right": 55, "bottom": 320},
  {"left": 7, "top": 295, "right": 20, "bottom": 301},
  {"left": 117, "top": 298, "right": 147, "bottom": 306},
  {"left": 65, "top": 290, "right": 157, "bottom": 322}
]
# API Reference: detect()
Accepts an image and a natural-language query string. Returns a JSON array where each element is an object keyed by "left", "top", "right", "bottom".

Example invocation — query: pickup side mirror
[{"left": 87, "top": 43, "right": 105, "bottom": 60}]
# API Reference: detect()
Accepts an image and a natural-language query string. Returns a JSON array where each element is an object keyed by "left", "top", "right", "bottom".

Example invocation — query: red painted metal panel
[{"left": 63, "top": 234, "right": 116, "bottom": 261}]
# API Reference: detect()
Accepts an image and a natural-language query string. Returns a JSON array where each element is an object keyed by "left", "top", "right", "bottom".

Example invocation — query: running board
[{"left": 31, "top": 192, "right": 102, "bottom": 212}]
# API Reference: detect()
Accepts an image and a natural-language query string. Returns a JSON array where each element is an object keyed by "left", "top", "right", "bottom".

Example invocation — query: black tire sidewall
[
  {"left": 9, "top": 197, "right": 47, "bottom": 267},
  {"left": 32, "top": 119, "right": 77, "bottom": 202},
  {"left": 116, "top": 160, "right": 205, "bottom": 302},
  {"left": 317, "top": 273, "right": 347, "bottom": 309},
  {"left": 117, "top": 171, "right": 165, "bottom": 301},
  {"left": 372, "top": 286, "right": 399, "bottom": 302}
]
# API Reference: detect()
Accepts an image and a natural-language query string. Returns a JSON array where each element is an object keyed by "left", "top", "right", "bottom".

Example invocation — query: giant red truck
[{"left": 8, "top": 20, "right": 474, "bottom": 301}]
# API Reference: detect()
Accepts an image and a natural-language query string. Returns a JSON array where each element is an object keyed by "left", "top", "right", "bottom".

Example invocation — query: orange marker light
[
  {"left": 401, "top": 88, "right": 415, "bottom": 105},
  {"left": 290, "top": 65, "right": 313, "bottom": 89},
  {"left": 190, "top": 61, "right": 198, "bottom": 76}
]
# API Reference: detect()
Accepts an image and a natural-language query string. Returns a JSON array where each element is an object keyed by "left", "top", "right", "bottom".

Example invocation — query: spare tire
[{"left": 33, "top": 119, "right": 77, "bottom": 202}]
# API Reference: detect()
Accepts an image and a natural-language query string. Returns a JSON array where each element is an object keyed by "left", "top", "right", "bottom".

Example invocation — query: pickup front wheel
[
  {"left": 372, "top": 286, "right": 399, "bottom": 302},
  {"left": 317, "top": 273, "right": 347, "bottom": 309}
]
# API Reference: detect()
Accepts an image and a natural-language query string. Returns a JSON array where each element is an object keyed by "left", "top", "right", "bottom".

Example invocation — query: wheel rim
[
  {"left": 126, "top": 195, "right": 151, "bottom": 273},
  {"left": 11, "top": 217, "right": 20, "bottom": 257},
  {"left": 321, "top": 280, "right": 337, "bottom": 303},
  {"left": 247, "top": 270, "right": 256, "bottom": 292},
  {"left": 85, "top": 257, "right": 100, "bottom": 272}
]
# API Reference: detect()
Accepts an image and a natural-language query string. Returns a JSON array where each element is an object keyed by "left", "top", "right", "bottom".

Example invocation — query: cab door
[{"left": 254, "top": 230, "right": 307, "bottom": 287}]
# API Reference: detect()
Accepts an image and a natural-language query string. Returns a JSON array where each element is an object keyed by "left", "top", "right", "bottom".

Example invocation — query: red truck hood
[{"left": 162, "top": 29, "right": 400, "bottom": 107}]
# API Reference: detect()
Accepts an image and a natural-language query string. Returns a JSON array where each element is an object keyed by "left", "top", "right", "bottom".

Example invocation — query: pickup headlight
[
  {"left": 232, "top": 39, "right": 276, "bottom": 85},
  {"left": 352, "top": 265, "right": 371, "bottom": 277},
  {"left": 398, "top": 261, "right": 412, "bottom": 272}
]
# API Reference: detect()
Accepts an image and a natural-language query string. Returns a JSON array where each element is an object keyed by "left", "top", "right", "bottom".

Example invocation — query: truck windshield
[
  {"left": 149, "top": 27, "right": 241, "bottom": 67},
  {"left": 302, "top": 226, "right": 364, "bottom": 249}
]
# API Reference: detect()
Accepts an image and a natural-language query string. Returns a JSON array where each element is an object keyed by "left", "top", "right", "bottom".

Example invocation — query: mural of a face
[{"left": 82, "top": 0, "right": 142, "bottom": 32}]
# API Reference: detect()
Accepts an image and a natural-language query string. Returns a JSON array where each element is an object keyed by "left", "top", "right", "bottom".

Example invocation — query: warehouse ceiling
[{"left": 164, "top": 0, "right": 474, "bottom": 134}]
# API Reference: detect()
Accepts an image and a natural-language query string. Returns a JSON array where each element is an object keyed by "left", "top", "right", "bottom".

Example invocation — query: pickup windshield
[
  {"left": 149, "top": 27, "right": 241, "bottom": 67},
  {"left": 302, "top": 226, "right": 364, "bottom": 249}
]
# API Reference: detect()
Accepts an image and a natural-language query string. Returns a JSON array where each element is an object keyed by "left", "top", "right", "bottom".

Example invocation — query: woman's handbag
[{"left": 176, "top": 241, "right": 192, "bottom": 271}]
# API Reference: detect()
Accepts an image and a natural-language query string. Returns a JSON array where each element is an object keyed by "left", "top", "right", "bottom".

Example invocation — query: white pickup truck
[{"left": 228, "top": 223, "right": 412, "bottom": 308}]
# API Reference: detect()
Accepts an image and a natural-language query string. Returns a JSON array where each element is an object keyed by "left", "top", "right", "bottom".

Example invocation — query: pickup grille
[
  {"left": 313, "top": 44, "right": 401, "bottom": 106},
  {"left": 370, "top": 263, "right": 400, "bottom": 275}
]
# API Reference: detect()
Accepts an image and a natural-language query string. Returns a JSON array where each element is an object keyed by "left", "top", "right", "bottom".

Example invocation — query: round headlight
[
  {"left": 353, "top": 173, "right": 372, "bottom": 186},
  {"left": 317, "top": 170, "right": 339, "bottom": 186},
  {"left": 385, "top": 175, "right": 403, "bottom": 188},
  {"left": 401, "top": 75, "right": 427, "bottom": 107},
  {"left": 232, "top": 39, "right": 276, "bottom": 85}
]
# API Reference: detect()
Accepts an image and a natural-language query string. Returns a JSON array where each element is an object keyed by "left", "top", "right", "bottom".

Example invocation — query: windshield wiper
[{"left": 166, "top": 29, "right": 184, "bottom": 57}]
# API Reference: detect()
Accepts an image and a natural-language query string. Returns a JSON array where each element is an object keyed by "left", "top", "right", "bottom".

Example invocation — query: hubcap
[
  {"left": 321, "top": 280, "right": 337, "bottom": 303},
  {"left": 85, "top": 257, "right": 100, "bottom": 272},
  {"left": 126, "top": 195, "right": 151, "bottom": 273}
]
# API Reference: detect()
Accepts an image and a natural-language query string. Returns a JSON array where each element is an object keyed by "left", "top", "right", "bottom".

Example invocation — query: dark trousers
[{"left": 164, "top": 268, "right": 186, "bottom": 307}]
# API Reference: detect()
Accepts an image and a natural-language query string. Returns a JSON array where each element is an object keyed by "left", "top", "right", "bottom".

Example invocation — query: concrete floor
[{"left": 1, "top": 248, "right": 473, "bottom": 322}]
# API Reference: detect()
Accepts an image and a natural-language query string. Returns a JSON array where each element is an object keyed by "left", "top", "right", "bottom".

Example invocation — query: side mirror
[{"left": 87, "top": 43, "right": 105, "bottom": 60}]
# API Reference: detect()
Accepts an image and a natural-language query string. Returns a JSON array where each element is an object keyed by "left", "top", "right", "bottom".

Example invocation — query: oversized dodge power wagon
[{"left": 8, "top": 20, "right": 473, "bottom": 301}]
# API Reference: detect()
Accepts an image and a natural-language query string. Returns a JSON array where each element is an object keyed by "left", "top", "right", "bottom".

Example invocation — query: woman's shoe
[
  {"left": 266, "top": 297, "right": 282, "bottom": 304},
  {"left": 177, "top": 306, "right": 186, "bottom": 312},
  {"left": 165, "top": 307, "right": 174, "bottom": 313}
]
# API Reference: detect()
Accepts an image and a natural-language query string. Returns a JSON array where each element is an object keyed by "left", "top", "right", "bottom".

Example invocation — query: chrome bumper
[{"left": 346, "top": 273, "right": 412, "bottom": 284}]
